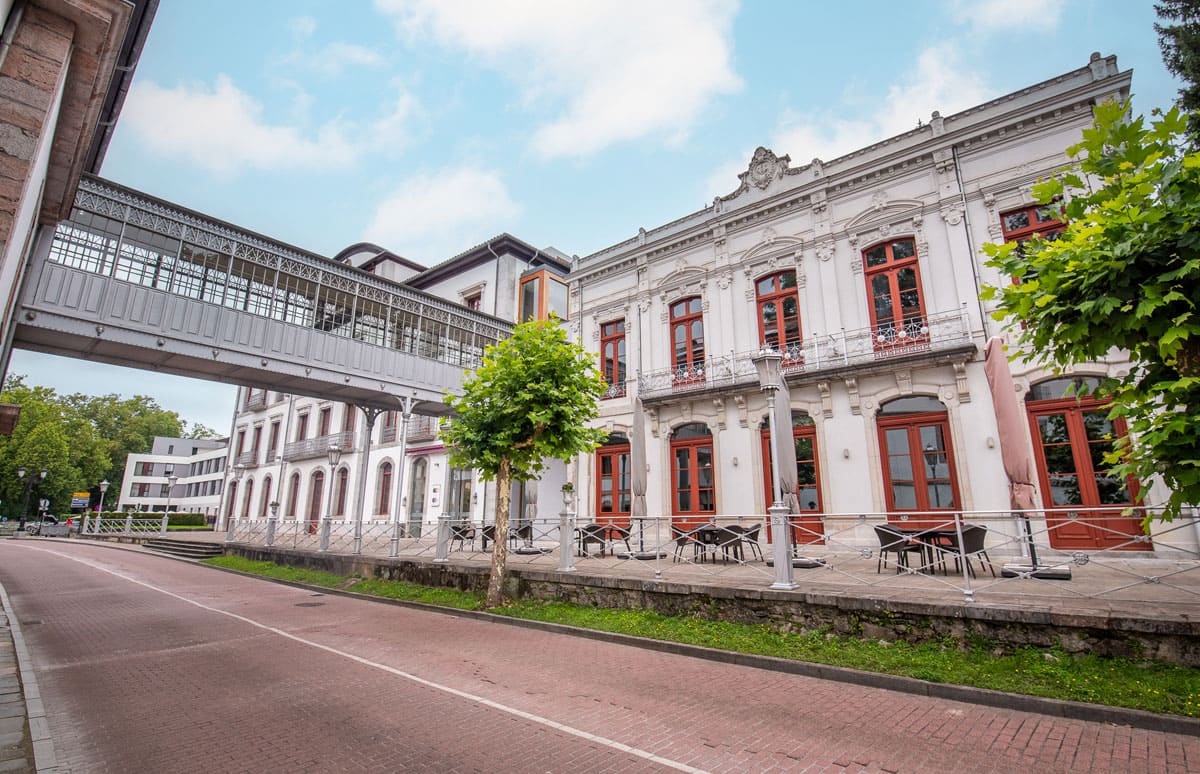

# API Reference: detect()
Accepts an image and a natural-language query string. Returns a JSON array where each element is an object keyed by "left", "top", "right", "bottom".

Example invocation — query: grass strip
[{"left": 202, "top": 555, "right": 1200, "bottom": 717}]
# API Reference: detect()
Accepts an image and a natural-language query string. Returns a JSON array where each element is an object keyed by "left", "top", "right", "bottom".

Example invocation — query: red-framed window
[
  {"left": 670, "top": 423, "right": 714, "bottom": 527},
  {"left": 377, "top": 462, "right": 393, "bottom": 515},
  {"left": 318, "top": 407, "right": 331, "bottom": 437},
  {"left": 595, "top": 433, "right": 631, "bottom": 526},
  {"left": 876, "top": 396, "right": 960, "bottom": 529},
  {"left": 296, "top": 413, "right": 309, "bottom": 441},
  {"left": 250, "top": 425, "right": 262, "bottom": 462},
  {"left": 286, "top": 472, "right": 300, "bottom": 518},
  {"left": 226, "top": 481, "right": 238, "bottom": 518},
  {"left": 307, "top": 471, "right": 323, "bottom": 532},
  {"left": 863, "top": 238, "right": 927, "bottom": 352},
  {"left": 241, "top": 479, "right": 254, "bottom": 519},
  {"left": 267, "top": 421, "right": 280, "bottom": 458},
  {"left": 258, "top": 476, "right": 272, "bottom": 519},
  {"left": 670, "top": 297, "right": 705, "bottom": 383},
  {"left": 342, "top": 405, "right": 356, "bottom": 433},
  {"left": 600, "top": 320, "right": 626, "bottom": 398},
  {"left": 1000, "top": 204, "right": 1065, "bottom": 247},
  {"left": 1026, "top": 377, "right": 1147, "bottom": 551},
  {"left": 235, "top": 430, "right": 245, "bottom": 456},
  {"left": 756, "top": 271, "right": 802, "bottom": 369},
  {"left": 760, "top": 413, "right": 824, "bottom": 543},
  {"left": 335, "top": 468, "right": 349, "bottom": 516},
  {"left": 464, "top": 292, "right": 482, "bottom": 311}
]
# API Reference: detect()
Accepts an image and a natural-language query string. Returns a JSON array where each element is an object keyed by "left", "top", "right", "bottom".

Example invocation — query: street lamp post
[
  {"left": 751, "top": 349, "right": 797, "bottom": 591},
  {"left": 164, "top": 468, "right": 178, "bottom": 514},
  {"left": 321, "top": 444, "right": 342, "bottom": 552},
  {"left": 98, "top": 479, "right": 109, "bottom": 513},
  {"left": 15, "top": 466, "right": 48, "bottom": 534}
]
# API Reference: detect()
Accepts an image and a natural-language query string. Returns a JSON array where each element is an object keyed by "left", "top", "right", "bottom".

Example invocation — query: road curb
[{"left": 0, "top": 581, "right": 59, "bottom": 773}]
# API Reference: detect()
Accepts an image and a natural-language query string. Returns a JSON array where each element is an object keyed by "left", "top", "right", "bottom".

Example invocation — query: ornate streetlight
[
  {"left": 751, "top": 348, "right": 797, "bottom": 590},
  {"left": 15, "top": 466, "right": 48, "bottom": 534},
  {"left": 98, "top": 479, "right": 110, "bottom": 513}
]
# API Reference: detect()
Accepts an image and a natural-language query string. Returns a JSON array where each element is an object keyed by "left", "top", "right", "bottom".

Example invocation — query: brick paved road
[{"left": 0, "top": 540, "right": 1195, "bottom": 774}]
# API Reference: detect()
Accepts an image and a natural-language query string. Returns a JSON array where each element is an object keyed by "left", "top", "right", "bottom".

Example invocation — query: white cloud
[
  {"left": 949, "top": 0, "right": 1064, "bottom": 31},
  {"left": 771, "top": 44, "right": 992, "bottom": 166},
  {"left": 288, "top": 15, "right": 317, "bottom": 40},
  {"left": 375, "top": 0, "right": 742, "bottom": 159},
  {"left": 121, "top": 76, "right": 420, "bottom": 175},
  {"left": 364, "top": 167, "right": 520, "bottom": 262}
]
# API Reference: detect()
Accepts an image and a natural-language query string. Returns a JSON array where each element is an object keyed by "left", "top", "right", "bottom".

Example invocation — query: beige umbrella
[
  {"left": 983, "top": 337, "right": 1066, "bottom": 578},
  {"left": 773, "top": 375, "right": 801, "bottom": 514},
  {"left": 631, "top": 396, "right": 648, "bottom": 519}
]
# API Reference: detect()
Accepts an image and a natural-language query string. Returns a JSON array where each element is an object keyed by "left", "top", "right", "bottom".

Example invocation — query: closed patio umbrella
[
  {"left": 983, "top": 336, "right": 1068, "bottom": 579},
  {"left": 773, "top": 376, "right": 801, "bottom": 515},
  {"left": 629, "top": 396, "right": 660, "bottom": 558}
]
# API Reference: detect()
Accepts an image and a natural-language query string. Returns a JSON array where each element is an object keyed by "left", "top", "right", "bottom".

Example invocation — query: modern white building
[
  {"left": 118, "top": 435, "right": 228, "bottom": 518},
  {"left": 219, "top": 53, "right": 1189, "bottom": 557}
]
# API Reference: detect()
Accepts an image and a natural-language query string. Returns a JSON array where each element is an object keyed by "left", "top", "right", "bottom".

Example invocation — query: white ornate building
[{"left": 222, "top": 54, "right": 1190, "bottom": 555}]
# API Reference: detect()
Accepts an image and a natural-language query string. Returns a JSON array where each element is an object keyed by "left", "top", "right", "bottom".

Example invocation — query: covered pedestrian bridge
[{"left": 11, "top": 176, "right": 509, "bottom": 415}]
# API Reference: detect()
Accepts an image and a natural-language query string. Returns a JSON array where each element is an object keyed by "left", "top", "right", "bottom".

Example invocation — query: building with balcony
[
  {"left": 220, "top": 53, "right": 1178, "bottom": 556},
  {"left": 117, "top": 435, "right": 228, "bottom": 517}
]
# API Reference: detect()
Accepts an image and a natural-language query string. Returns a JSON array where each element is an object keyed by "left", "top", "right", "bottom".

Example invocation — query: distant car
[{"left": 25, "top": 514, "right": 58, "bottom": 535}]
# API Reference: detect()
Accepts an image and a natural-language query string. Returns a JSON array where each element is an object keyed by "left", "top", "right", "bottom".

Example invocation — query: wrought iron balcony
[
  {"left": 242, "top": 392, "right": 267, "bottom": 411},
  {"left": 380, "top": 425, "right": 397, "bottom": 443},
  {"left": 602, "top": 380, "right": 628, "bottom": 400},
  {"left": 234, "top": 451, "right": 259, "bottom": 469},
  {"left": 282, "top": 431, "right": 355, "bottom": 462},
  {"left": 406, "top": 415, "right": 440, "bottom": 442},
  {"left": 638, "top": 308, "right": 975, "bottom": 402}
]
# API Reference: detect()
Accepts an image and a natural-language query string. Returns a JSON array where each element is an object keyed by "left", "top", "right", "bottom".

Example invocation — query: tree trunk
[{"left": 485, "top": 456, "right": 511, "bottom": 608}]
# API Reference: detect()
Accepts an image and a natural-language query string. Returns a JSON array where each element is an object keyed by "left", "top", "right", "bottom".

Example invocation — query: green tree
[
  {"left": 981, "top": 101, "right": 1200, "bottom": 520},
  {"left": 66, "top": 392, "right": 184, "bottom": 502},
  {"left": 183, "top": 422, "right": 220, "bottom": 439},
  {"left": 1157, "top": 0, "right": 1200, "bottom": 135},
  {"left": 441, "top": 318, "right": 607, "bottom": 607}
]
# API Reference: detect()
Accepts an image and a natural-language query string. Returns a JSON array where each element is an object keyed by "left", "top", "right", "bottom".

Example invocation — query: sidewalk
[{"left": 0, "top": 579, "right": 50, "bottom": 773}]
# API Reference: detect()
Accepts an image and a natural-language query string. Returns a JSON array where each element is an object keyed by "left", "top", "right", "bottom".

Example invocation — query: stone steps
[{"left": 143, "top": 538, "right": 224, "bottom": 560}]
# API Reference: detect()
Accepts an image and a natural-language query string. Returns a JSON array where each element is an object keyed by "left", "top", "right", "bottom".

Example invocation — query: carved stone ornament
[{"left": 741, "top": 147, "right": 791, "bottom": 191}]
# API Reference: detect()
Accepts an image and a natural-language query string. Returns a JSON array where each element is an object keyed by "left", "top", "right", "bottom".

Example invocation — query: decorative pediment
[
  {"left": 657, "top": 265, "right": 708, "bottom": 302},
  {"left": 740, "top": 147, "right": 792, "bottom": 191},
  {"left": 844, "top": 197, "right": 925, "bottom": 233}
]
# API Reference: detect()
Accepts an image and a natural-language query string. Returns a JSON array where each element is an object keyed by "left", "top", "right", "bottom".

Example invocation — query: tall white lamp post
[
  {"left": 321, "top": 444, "right": 342, "bottom": 552},
  {"left": 164, "top": 468, "right": 178, "bottom": 513},
  {"left": 751, "top": 348, "right": 797, "bottom": 591},
  {"left": 98, "top": 479, "right": 109, "bottom": 513}
]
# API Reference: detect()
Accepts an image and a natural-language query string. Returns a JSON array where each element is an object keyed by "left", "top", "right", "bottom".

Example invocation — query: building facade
[
  {"left": 219, "top": 53, "right": 1190, "bottom": 556},
  {"left": 118, "top": 435, "right": 227, "bottom": 517}
]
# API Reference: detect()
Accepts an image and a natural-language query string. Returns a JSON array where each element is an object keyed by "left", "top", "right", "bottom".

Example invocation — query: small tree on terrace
[
  {"left": 981, "top": 101, "right": 1200, "bottom": 521},
  {"left": 441, "top": 317, "right": 606, "bottom": 607}
]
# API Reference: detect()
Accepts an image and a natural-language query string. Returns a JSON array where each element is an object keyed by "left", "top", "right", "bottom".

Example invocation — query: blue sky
[{"left": 10, "top": 0, "right": 1183, "bottom": 433}]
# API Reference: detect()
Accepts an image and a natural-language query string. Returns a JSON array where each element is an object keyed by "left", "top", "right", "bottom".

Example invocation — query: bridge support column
[
  {"left": 390, "top": 395, "right": 415, "bottom": 559},
  {"left": 352, "top": 406, "right": 383, "bottom": 556}
]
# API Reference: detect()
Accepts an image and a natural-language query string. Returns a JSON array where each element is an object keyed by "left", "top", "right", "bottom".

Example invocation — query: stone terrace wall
[{"left": 225, "top": 544, "right": 1200, "bottom": 666}]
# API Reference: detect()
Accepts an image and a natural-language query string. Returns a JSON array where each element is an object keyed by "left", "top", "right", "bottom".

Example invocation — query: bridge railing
[{"left": 82, "top": 514, "right": 170, "bottom": 536}]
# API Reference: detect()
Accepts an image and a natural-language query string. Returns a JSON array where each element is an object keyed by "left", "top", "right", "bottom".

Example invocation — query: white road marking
[{"left": 27, "top": 546, "right": 710, "bottom": 773}]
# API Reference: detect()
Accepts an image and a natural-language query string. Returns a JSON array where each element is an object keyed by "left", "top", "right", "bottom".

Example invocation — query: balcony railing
[
  {"left": 406, "top": 416, "right": 439, "bottom": 442},
  {"left": 638, "top": 308, "right": 973, "bottom": 401},
  {"left": 234, "top": 451, "right": 259, "bottom": 469},
  {"left": 242, "top": 392, "right": 267, "bottom": 411},
  {"left": 602, "top": 381, "right": 627, "bottom": 400},
  {"left": 380, "top": 425, "right": 397, "bottom": 443},
  {"left": 282, "top": 431, "right": 355, "bottom": 462}
]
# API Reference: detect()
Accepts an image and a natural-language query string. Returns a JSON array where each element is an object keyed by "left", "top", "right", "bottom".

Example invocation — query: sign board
[
  {"left": 70, "top": 492, "right": 90, "bottom": 509},
  {"left": 38, "top": 498, "right": 49, "bottom": 512}
]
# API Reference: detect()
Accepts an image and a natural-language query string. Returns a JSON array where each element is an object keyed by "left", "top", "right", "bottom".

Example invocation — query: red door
[
  {"left": 761, "top": 417, "right": 824, "bottom": 544},
  {"left": 671, "top": 425, "right": 715, "bottom": 530},
  {"left": 877, "top": 410, "right": 960, "bottom": 530},
  {"left": 1027, "top": 398, "right": 1147, "bottom": 550},
  {"left": 595, "top": 442, "right": 631, "bottom": 530}
]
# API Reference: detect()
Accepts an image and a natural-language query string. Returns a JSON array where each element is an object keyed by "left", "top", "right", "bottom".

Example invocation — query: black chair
[
  {"left": 480, "top": 523, "right": 534, "bottom": 550},
  {"left": 449, "top": 521, "right": 475, "bottom": 551},
  {"left": 733, "top": 523, "right": 764, "bottom": 561},
  {"left": 942, "top": 524, "right": 996, "bottom": 578},
  {"left": 577, "top": 523, "right": 609, "bottom": 556},
  {"left": 708, "top": 526, "right": 743, "bottom": 562},
  {"left": 671, "top": 525, "right": 701, "bottom": 563},
  {"left": 601, "top": 523, "right": 632, "bottom": 554},
  {"left": 874, "top": 524, "right": 925, "bottom": 574}
]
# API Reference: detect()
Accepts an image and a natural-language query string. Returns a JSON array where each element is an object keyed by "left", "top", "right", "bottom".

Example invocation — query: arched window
[
  {"left": 669, "top": 297, "right": 704, "bottom": 384},
  {"left": 335, "top": 468, "right": 349, "bottom": 517},
  {"left": 307, "top": 471, "right": 324, "bottom": 532},
  {"left": 756, "top": 271, "right": 802, "bottom": 368},
  {"left": 670, "top": 423, "right": 714, "bottom": 526},
  {"left": 226, "top": 481, "right": 238, "bottom": 521},
  {"left": 600, "top": 320, "right": 627, "bottom": 398},
  {"left": 377, "top": 461, "right": 393, "bottom": 515},
  {"left": 410, "top": 458, "right": 427, "bottom": 516},
  {"left": 595, "top": 432, "right": 630, "bottom": 525},
  {"left": 877, "top": 396, "right": 958, "bottom": 527},
  {"left": 258, "top": 476, "right": 272, "bottom": 519},
  {"left": 241, "top": 479, "right": 254, "bottom": 518},
  {"left": 863, "top": 237, "right": 927, "bottom": 352},
  {"left": 286, "top": 472, "right": 300, "bottom": 518},
  {"left": 1026, "top": 376, "right": 1146, "bottom": 551}
]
